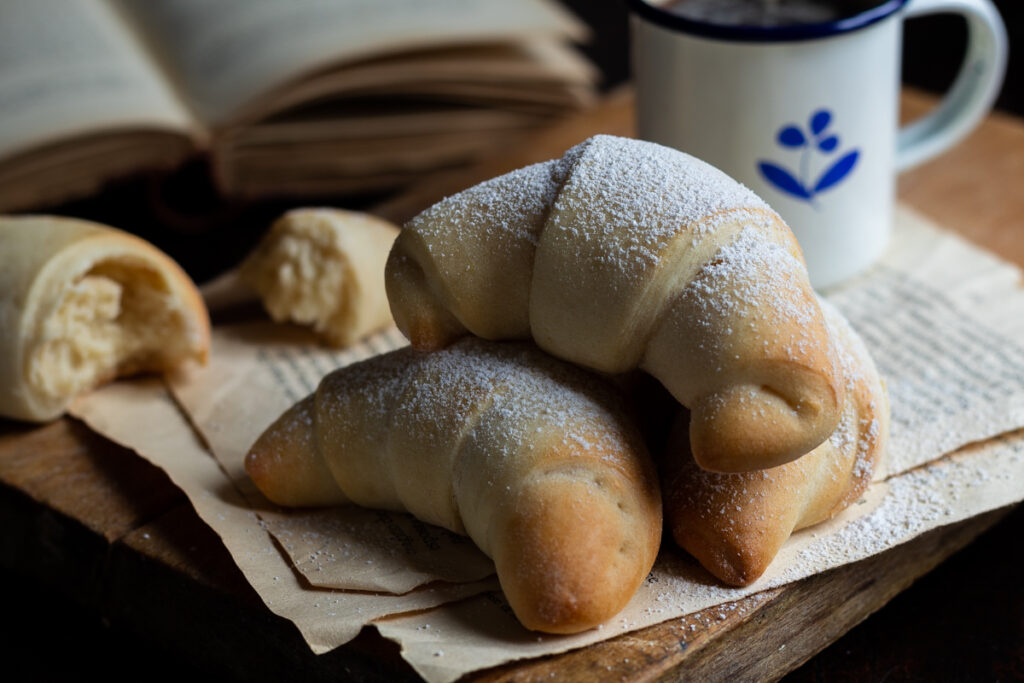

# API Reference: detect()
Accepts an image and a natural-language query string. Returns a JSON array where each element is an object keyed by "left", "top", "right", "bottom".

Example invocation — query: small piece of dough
[
  {"left": 661, "top": 300, "right": 889, "bottom": 586},
  {"left": 239, "top": 208, "right": 399, "bottom": 347},
  {"left": 0, "top": 215, "right": 210, "bottom": 422},
  {"left": 245, "top": 339, "right": 662, "bottom": 634}
]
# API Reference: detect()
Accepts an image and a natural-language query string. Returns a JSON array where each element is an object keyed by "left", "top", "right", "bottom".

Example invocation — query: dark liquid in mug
[{"left": 661, "top": 0, "right": 873, "bottom": 27}]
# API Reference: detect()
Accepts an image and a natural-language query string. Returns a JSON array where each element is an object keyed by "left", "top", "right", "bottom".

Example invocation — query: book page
[
  {"left": 209, "top": 40, "right": 596, "bottom": 197},
  {"left": 0, "top": 0, "right": 193, "bottom": 160},
  {"left": 223, "top": 40, "right": 596, "bottom": 125},
  {"left": 113, "top": 0, "right": 587, "bottom": 128}
]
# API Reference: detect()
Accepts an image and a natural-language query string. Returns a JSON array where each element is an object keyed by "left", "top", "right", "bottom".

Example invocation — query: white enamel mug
[{"left": 630, "top": 0, "right": 1008, "bottom": 289}]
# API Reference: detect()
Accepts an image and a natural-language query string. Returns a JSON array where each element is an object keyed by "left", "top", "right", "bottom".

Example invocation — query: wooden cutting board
[{"left": 1, "top": 89, "right": 1021, "bottom": 681}]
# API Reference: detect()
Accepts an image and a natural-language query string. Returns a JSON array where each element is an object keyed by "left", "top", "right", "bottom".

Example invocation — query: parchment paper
[
  {"left": 377, "top": 432, "right": 1024, "bottom": 683},
  {"left": 70, "top": 205, "right": 1024, "bottom": 677},
  {"left": 167, "top": 324, "right": 498, "bottom": 594},
  {"left": 827, "top": 208, "right": 1024, "bottom": 475},
  {"left": 69, "top": 380, "right": 499, "bottom": 653}
]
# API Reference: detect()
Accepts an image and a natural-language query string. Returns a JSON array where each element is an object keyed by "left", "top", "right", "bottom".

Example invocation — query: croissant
[
  {"left": 662, "top": 299, "right": 888, "bottom": 586},
  {"left": 385, "top": 134, "right": 842, "bottom": 473},
  {"left": 238, "top": 208, "right": 399, "bottom": 347},
  {"left": 245, "top": 338, "right": 662, "bottom": 634},
  {"left": 0, "top": 215, "right": 209, "bottom": 422}
]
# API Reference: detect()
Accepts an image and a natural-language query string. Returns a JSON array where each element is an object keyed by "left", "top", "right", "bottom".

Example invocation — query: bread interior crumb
[
  {"left": 243, "top": 230, "right": 352, "bottom": 344},
  {"left": 29, "top": 258, "right": 193, "bottom": 402}
]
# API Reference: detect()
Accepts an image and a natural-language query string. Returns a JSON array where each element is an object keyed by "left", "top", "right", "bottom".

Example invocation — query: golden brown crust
[
  {"left": 244, "top": 338, "right": 661, "bottom": 634},
  {"left": 245, "top": 396, "right": 350, "bottom": 507},
  {"left": 661, "top": 300, "right": 888, "bottom": 586},
  {"left": 495, "top": 470, "right": 659, "bottom": 633}
]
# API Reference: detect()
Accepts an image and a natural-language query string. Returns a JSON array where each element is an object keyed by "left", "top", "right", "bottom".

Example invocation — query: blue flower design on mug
[{"left": 758, "top": 109, "right": 859, "bottom": 205}]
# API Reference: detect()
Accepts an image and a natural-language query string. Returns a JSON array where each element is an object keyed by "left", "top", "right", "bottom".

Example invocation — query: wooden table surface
[{"left": 3, "top": 90, "right": 1023, "bottom": 681}]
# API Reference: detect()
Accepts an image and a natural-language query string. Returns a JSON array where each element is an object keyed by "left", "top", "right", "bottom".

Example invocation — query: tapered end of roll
[
  {"left": 492, "top": 470, "right": 661, "bottom": 634},
  {"left": 384, "top": 235, "right": 468, "bottom": 350},
  {"left": 245, "top": 396, "right": 349, "bottom": 507},
  {"left": 689, "top": 369, "right": 841, "bottom": 473},
  {"left": 665, "top": 487, "right": 787, "bottom": 587},
  {"left": 664, "top": 301, "right": 889, "bottom": 586},
  {"left": 662, "top": 413, "right": 796, "bottom": 586},
  {"left": 672, "top": 525, "right": 778, "bottom": 587}
]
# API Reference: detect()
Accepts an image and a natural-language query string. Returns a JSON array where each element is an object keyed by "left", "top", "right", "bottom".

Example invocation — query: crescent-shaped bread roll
[
  {"left": 0, "top": 215, "right": 210, "bottom": 422},
  {"left": 238, "top": 208, "right": 399, "bottom": 347},
  {"left": 245, "top": 339, "right": 662, "bottom": 634},
  {"left": 385, "top": 134, "right": 843, "bottom": 473},
  {"left": 662, "top": 300, "right": 888, "bottom": 586}
]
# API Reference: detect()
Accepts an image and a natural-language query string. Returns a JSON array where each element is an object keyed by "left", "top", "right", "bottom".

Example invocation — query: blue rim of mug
[{"left": 625, "top": 0, "right": 909, "bottom": 42}]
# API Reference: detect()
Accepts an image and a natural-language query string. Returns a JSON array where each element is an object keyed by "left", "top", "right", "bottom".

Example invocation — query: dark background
[{"left": 5, "top": 1, "right": 1023, "bottom": 680}]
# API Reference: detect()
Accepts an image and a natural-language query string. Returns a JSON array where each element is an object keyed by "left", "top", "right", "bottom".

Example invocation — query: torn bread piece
[
  {"left": 0, "top": 215, "right": 210, "bottom": 422},
  {"left": 239, "top": 208, "right": 399, "bottom": 347}
]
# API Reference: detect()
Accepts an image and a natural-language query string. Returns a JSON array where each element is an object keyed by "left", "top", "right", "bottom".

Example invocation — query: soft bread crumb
[
  {"left": 240, "top": 209, "right": 399, "bottom": 347},
  {"left": 29, "top": 260, "right": 200, "bottom": 404},
  {"left": 244, "top": 227, "right": 349, "bottom": 334}
]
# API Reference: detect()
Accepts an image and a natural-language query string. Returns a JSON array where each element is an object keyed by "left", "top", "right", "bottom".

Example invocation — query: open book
[{"left": 0, "top": 0, "right": 594, "bottom": 212}]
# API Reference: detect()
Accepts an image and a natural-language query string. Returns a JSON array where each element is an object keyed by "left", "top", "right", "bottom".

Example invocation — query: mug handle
[{"left": 896, "top": 0, "right": 1008, "bottom": 171}]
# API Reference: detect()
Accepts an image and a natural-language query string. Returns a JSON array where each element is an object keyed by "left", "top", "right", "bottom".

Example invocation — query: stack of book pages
[{"left": 0, "top": 0, "right": 596, "bottom": 211}]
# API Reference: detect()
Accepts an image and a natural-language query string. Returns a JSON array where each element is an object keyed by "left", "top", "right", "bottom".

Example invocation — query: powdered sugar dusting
[
  {"left": 397, "top": 339, "right": 634, "bottom": 462},
  {"left": 404, "top": 134, "right": 771, "bottom": 276},
  {"left": 819, "top": 299, "right": 885, "bottom": 485},
  {"left": 377, "top": 428, "right": 1024, "bottom": 676},
  {"left": 661, "top": 300, "right": 887, "bottom": 586},
  {"left": 634, "top": 431, "right": 1024, "bottom": 627},
  {"left": 407, "top": 159, "right": 565, "bottom": 254},
  {"left": 777, "top": 435, "right": 1024, "bottom": 583},
  {"left": 683, "top": 224, "right": 817, "bottom": 335},
  {"left": 397, "top": 135, "right": 834, "bottom": 410},
  {"left": 546, "top": 135, "right": 769, "bottom": 272},
  {"left": 315, "top": 338, "right": 643, "bottom": 519}
]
